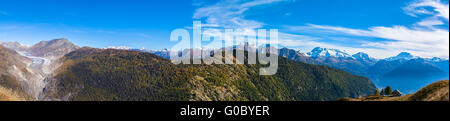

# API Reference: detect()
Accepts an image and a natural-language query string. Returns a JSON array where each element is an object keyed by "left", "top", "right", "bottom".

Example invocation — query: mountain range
[
  {"left": 277, "top": 47, "right": 449, "bottom": 93},
  {"left": 144, "top": 46, "right": 449, "bottom": 93},
  {"left": 1, "top": 39, "right": 376, "bottom": 101},
  {"left": 1, "top": 38, "right": 448, "bottom": 100}
]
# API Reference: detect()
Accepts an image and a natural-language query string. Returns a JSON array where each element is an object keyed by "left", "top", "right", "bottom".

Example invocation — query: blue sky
[{"left": 0, "top": 0, "right": 448, "bottom": 58}]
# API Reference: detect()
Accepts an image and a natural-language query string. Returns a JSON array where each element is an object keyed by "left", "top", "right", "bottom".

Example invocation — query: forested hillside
[{"left": 41, "top": 48, "right": 376, "bottom": 101}]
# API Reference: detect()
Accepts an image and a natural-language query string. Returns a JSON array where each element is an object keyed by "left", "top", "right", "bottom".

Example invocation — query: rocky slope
[
  {"left": 27, "top": 38, "right": 80, "bottom": 59},
  {"left": 0, "top": 45, "right": 35, "bottom": 98},
  {"left": 0, "top": 41, "right": 29, "bottom": 52},
  {"left": 0, "top": 39, "right": 79, "bottom": 100},
  {"left": 0, "top": 85, "right": 33, "bottom": 101}
]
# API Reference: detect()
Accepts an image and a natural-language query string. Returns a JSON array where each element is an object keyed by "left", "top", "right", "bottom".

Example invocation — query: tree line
[{"left": 373, "top": 86, "right": 393, "bottom": 96}]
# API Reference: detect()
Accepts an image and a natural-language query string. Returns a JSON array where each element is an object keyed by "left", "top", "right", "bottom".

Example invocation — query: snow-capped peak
[
  {"left": 104, "top": 46, "right": 132, "bottom": 50},
  {"left": 352, "top": 52, "right": 370, "bottom": 60},
  {"left": 429, "top": 57, "right": 447, "bottom": 62},
  {"left": 148, "top": 48, "right": 170, "bottom": 53},
  {"left": 307, "top": 47, "right": 351, "bottom": 58},
  {"left": 385, "top": 52, "right": 417, "bottom": 61}
]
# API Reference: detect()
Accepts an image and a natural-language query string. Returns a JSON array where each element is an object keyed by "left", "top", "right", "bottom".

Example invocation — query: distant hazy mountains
[
  {"left": 277, "top": 47, "right": 449, "bottom": 93},
  {"left": 1, "top": 39, "right": 376, "bottom": 101}
]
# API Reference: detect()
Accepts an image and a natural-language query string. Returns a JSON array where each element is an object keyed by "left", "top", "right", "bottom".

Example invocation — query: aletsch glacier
[
  {"left": 1, "top": 39, "right": 77, "bottom": 100},
  {"left": 14, "top": 51, "right": 59, "bottom": 100}
]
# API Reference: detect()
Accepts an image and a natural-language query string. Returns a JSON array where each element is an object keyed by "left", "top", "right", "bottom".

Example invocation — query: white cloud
[
  {"left": 404, "top": 0, "right": 449, "bottom": 30},
  {"left": 416, "top": 18, "right": 445, "bottom": 27},
  {"left": 192, "top": 0, "right": 449, "bottom": 59},
  {"left": 193, "top": 0, "right": 319, "bottom": 48},
  {"left": 403, "top": 0, "right": 449, "bottom": 20},
  {"left": 284, "top": 0, "right": 449, "bottom": 58},
  {"left": 304, "top": 24, "right": 448, "bottom": 44},
  {"left": 291, "top": 24, "right": 449, "bottom": 58},
  {"left": 193, "top": 0, "right": 288, "bottom": 29}
]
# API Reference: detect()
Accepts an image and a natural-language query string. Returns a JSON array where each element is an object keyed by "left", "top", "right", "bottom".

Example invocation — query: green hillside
[
  {"left": 41, "top": 47, "right": 376, "bottom": 101},
  {"left": 409, "top": 80, "right": 449, "bottom": 101}
]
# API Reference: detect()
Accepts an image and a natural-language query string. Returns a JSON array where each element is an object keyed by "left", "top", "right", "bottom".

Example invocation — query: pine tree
[
  {"left": 373, "top": 89, "right": 380, "bottom": 96},
  {"left": 384, "top": 86, "right": 392, "bottom": 96},
  {"left": 380, "top": 89, "right": 385, "bottom": 96}
]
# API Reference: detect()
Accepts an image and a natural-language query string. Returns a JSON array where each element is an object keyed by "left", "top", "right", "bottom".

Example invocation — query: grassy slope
[
  {"left": 42, "top": 48, "right": 375, "bottom": 101},
  {"left": 409, "top": 80, "right": 449, "bottom": 101},
  {"left": 340, "top": 80, "right": 449, "bottom": 101}
]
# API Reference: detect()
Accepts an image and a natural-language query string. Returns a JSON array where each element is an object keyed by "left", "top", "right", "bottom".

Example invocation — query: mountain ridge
[
  {"left": 1, "top": 39, "right": 447, "bottom": 100},
  {"left": 40, "top": 47, "right": 376, "bottom": 101},
  {"left": 0, "top": 39, "right": 80, "bottom": 99},
  {"left": 125, "top": 46, "right": 449, "bottom": 93},
  {"left": 276, "top": 47, "right": 449, "bottom": 93}
]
